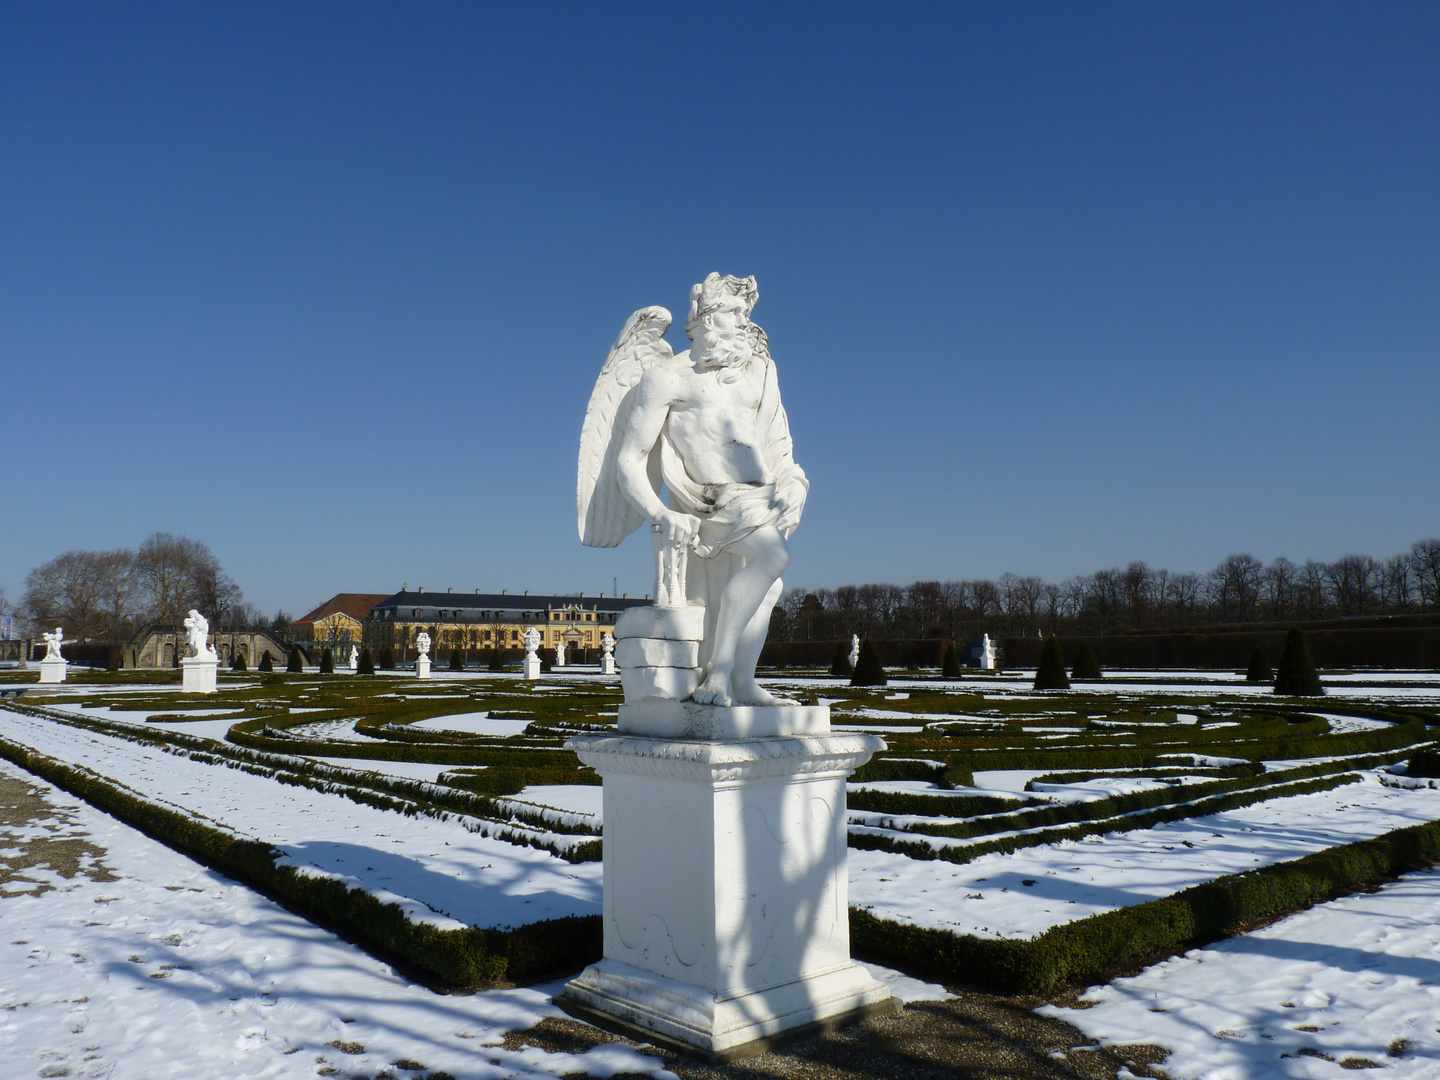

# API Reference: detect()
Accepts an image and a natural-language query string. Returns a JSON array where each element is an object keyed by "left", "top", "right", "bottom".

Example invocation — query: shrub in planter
[
  {"left": 1274, "top": 628, "right": 1323, "bottom": 696},
  {"left": 941, "top": 641, "right": 963, "bottom": 679},
  {"left": 357, "top": 647, "right": 375, "bottom": 676},
  {"left": 449, "top": 648, "right": 465, "bottom": 672},
  {"left": 849, "top": 639, "right": 887, "bottom": 687},
  {"left": 286, "top": 647, "right": 304, "bottom": 674},
  {"left": 1245, "top": 646, "right": 1272, "bottom": 684},
  {"left": 1034, "top": 636, "right": 1070, "bottom": 691},
  {"left": 830, "top": 640, "right": 854, "bottom": 678},
  {"left": 231, "top": 653, "right": 247, "bottom": 672},
  {"left": 257, "top": 652, "right": 274, "bottom": 673},
  {"left": 1070, "top": 643, "right": 1101, "bottom": 680},
  {"left": 319, "top": 648, "right": 335, "bottom": 675}
]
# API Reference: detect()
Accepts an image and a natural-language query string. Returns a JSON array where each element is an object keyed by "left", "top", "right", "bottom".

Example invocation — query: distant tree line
[
  {"left": 15, "top": 533, "right": 291, "bottom": 644},
  {"left": 772, "top": 538, "right": 1440, "bottom": 643}
]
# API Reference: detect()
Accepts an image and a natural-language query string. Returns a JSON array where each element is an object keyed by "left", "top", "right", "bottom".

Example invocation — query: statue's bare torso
[{"left": 635, "top": 352, "right": 769, "bottom": 488}]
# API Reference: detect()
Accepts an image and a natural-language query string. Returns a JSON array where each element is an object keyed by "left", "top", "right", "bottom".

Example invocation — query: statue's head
[{"left": 687, "top": 273, "right": 759, "bottom": 370}]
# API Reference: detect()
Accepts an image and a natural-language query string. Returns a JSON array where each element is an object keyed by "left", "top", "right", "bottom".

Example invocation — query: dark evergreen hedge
[
  {"left": 1274, "top": 628, "right": 1324, "bottom": 696},
  {"left": 941, "top": 641, "right": 963, "bottom": 678},
  {"left": 357, "top": 647, "right": 375, "bottom": 676},
  {"left": 831, "top": 640, "right": 854, "bottom": 678},
  {"left": 257, "top": 652, "right": 274, "bottom": 673},
  {"left": 1245, "top": 646, "right": 1272, "bottom": 684},
  {"left": 449, "top": 648, "right": 465, "bottom": 672},
  {"left": 1034, "top": 636, "right": 1070, "bottom": 690},
  {"left": 231, "top": 653, "right": 247, "bottom": 672},
  {"left": 1070, "top": 644, "right": 1101, "bottom": 680},
  {"left": 488, "top": 648, "right": 505, "bottom": 672},
  {"left": 850, "top": 639, "right": 887, "bottom": 686},
  {"left": 286, "top": 647, "right": 304, "bottom": 673},
  {"left": 318, "top": 648, "right": 335, "bottom": 675},
  {"left": 379, "top": 647, "right": 395, "bottom": 670}
]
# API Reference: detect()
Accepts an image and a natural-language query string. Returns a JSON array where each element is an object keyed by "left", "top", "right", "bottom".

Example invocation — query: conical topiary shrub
[
  {"left": 1274, "top": 628, "right": 1323, "bottom": 696},
  {"left": 489, "top": 646, "right": 505, "bottom": 672},
  {"left": 379, "top": 647, "right": 395, "bottom": 670},
  {"left": 286, "top": 647, "right": 304, "bottom": 674},
  {"left": 1034, "top": 636, "right": 1070, "bottom": 690},
  {"left": 230, "top": 652, "right": 247, "bottom": 672},
  {"left": 849, "top": 639, "right": 887, "bottom": 687},
  {"left": 357, "top": 647, "right": 375, "bottom": 676},
  {"left": 319, "top": 648, "right": 334, "bottom": 675},
  {"left": 1245, "top": 646, "right": 1271, "bottom": 684},
  {"left": 941, "top": 640, "right": 963, "bottom": 678},
  {"left": 1070, "top": 643, "right": 1101, "bottom": 680},
  {"left": 449, "top": 647, "right": 465, "bottom": 672},
  {"left": 830, "top": 640, "right": 854, "bottom": 678},
  {"left": 257, "top": 651, "right": 273, "bottom": 673}
]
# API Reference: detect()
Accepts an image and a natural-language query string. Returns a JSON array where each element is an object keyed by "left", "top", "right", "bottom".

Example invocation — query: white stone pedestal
[
  {"left": 416, "top": 657, "right": 431, "bottom": 680},
  {"left": 181, "top": 657, "right": 218, "bottom": 694},
  {"left": 38, "top": 658, "right": 68, "bottom": 684},
  {"left": 560, "top": 705, "right": 895, "bottom": 1058},
  {"left": 523, "top": 656, "right": 541, "bottom": 679},
  {"left": 601, "top": 655, "right": 617, "bottom": 676}
]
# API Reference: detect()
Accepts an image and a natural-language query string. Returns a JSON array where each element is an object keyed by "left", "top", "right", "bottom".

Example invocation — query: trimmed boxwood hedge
[{"left": 852, "top": 813, "right": 1440, "bottom": 993}]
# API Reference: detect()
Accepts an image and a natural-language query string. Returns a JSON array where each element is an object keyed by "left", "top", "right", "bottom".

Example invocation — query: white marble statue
[
  {"left": 415, "top": 632, "right": 431, "bottom": 660},
  {"left": 42, "top": 627, "right": 64, "bottom": 660},
  {"left": 183, "top": 610, "right": 217, "bottom": 661},
  {"left": 601, "top": 632, "right": 615, "bottom": 661},
  {"left": 848, "top": 633, "right": 860, "bottom": 671},
  {"left": 349, "top": 645, "right": 360, "bottom": 671},
  {"left": 555, "top": 641, "right": 566, "bottom": 667},
  {"left": 522, "top": 626, "right": 540, "bottom": 660},
  {"left": 980, "top": 633, "right": 997, "bottom": 670},
  {"left": 578, "top": 273, "right": 808, "bottom": 707}
]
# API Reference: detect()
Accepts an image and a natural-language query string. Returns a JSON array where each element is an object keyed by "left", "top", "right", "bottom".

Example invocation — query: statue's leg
[
  {"left": 692, "top": 527, "right": 789, "bottom": 707},
  {"left": 731, "top": 576, "right": 787, "bottom": 705}
]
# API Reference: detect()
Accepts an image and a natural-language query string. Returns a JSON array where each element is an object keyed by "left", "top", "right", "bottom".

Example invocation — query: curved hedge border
[
  {"left": 0, "top": 732, "right": 600, "bottom": 989},
  {"left": 852, "top": 812, "right": 1440, "bottom": 993}
]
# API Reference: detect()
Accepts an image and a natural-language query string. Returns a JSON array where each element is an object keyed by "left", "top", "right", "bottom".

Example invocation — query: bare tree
[
  {"left": 22, "top": 550, "right": 110, "bottom": 642},
  {"left": 1412, "top": 539, "right": 1440, "bottom": 610},
  {"left": 135, "top": 533, "right": 230, "bottom": 624}
]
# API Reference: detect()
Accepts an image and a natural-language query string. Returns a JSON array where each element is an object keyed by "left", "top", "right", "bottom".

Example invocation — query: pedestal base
[
  {"left": 561, "top": 958, "right": 898, "bottom": 1060},
  {"left": 523, "top": 657, "right": 541, "bottom": 679},
  {"left": 415, "top": 657, "right": 431, "bottom": 679},
  {"left": 601, "top": 656, "right": 617, "bottom": 676},
  {"left": 38, "top": 658, "right": 67, "bottom": 684},
  {"left": 562, "top": 722, "right": 891, "bottom": 1057},
  {"left": 181, "top": 657, "right": 217, "bottom": 694}
]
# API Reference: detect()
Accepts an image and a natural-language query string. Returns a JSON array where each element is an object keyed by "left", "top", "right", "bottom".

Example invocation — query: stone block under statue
[
  {"left": 559, "top": 704, "right": 897, "bottom": 1059},
  {"left": 415, "top": 657, "right": 431, "bottom": 680},
  {"left": 181, "top": 656, "right": 218, "bottom": 694},
  {"left": 38, "top": 658, "right": 68, "bottom": 684}
]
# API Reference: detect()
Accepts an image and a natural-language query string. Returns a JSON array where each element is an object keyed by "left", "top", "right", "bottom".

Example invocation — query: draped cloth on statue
[{"left": 657, "top": 356, "right": 808, "bottom": 671}]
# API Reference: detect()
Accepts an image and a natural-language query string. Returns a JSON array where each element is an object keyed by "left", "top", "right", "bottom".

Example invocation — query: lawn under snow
[
  {"left": 848, "top": 773, "right": 1440, "bottom": 939},
  {"left": 1041, "top": 865, "right": 1440, "bottom": 1078},
  {"left": 0, "top": 757, "right": 668, "bottom": 1080},
  {"left": 0, "top": 709, "right": 600, "bottom": 931}
]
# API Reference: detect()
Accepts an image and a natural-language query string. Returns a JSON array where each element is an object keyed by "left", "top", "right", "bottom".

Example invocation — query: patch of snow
[{"left": 409, "top": 712, "right": 533, "bottom": 738}]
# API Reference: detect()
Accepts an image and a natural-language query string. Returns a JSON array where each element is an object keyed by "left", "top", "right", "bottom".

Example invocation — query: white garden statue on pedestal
[
  {"left": 979, "top": 633, "right": 997, "bottom": 671},
  {"left": 414, "top": 632, "right": 431, "bottom": 680},
  {"left": 39, "top": 627, "right": 70, "bottom": 683},
  {"left": 522, "top": 626, "right": 542, "bottom": 680},
  {"left": 564, "top": 273, "right": 894, "bottom": 1057},
  {"left": 349, "top": 645, "right": 360, "bottom": 672},
  {"left": 554, "top": 641, "right": 566, "bottom": 668},
  {"left": 848, "top": 633, "right": 860, "bottom": 672},
  {"left": 181, "top": 609, "right": 219, "bottom": 694},
  {"left": 600, "top": 631, "right": 616, "bottom": 675}
]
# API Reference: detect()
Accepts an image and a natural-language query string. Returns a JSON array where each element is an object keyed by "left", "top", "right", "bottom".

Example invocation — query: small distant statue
[
  {"left": 349, "top": 645, "right": 360, "bottom": 670},
  {"left": 184, "top": 610, "right": 216, "bottom": 661},
  {"left": 980, "top": 633, "right": 997, "bottom": 670},
  {"left": 523, "top": 626, "right": 541, "bottom": 661},
  {"left": 601, "top": 632, "right": 615, "bottom": 661},
  {"left": 578, "top": 273, "right": 808, "bottom": 706},
  {"left": 848, "top": 634, "right": 860, "bottom": 671},
  {"left": 555, "top": 641, "right": 567, "bottom": 667},
  {"left": 42, "top": 627, "right": 64, "bottom": 660},
  {"left": 415, "top": 632, "right": 431, "bottom": 660}
]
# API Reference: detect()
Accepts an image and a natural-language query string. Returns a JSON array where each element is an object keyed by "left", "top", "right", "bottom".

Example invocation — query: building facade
[
  {"left": 125, "top": 625, "right": 289, "bottom": 669},
  {"left": 291, "top": 594, "right": 391, "bottom": 649},
  {"left": 366, "top": 588, "right": 650, "bottom": 662}
]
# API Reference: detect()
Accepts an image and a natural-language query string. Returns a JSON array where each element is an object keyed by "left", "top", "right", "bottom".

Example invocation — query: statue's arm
[
  {"left": 616, "top": 371, "right": 699, "bottom": 543},
  {"left": 758, "top": 363, "right": 808, "bottom": 534}
]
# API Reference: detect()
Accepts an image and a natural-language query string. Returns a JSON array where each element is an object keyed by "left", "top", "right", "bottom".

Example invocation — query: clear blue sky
[{"left": 3, "top": 2, "right": 1437, "bottom": 618}]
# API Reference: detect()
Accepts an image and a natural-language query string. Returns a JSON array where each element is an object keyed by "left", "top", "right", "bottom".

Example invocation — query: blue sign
[{"left": 0, "top": 616, "right": 11, "bottom": 641}]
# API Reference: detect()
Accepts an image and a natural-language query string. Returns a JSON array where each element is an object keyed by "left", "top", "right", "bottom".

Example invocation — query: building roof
[
  {"left": 292, "top": 593, "right": 392, "bottom": 628},
  {"left": 371, "top": 590, "right": 651, "bottom": 618}
]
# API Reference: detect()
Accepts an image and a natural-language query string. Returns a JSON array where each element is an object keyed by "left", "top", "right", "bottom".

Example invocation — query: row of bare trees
[
  {"left": 15, "top": 533, "right": 273, "bottom": 644},
  {"left": 774, "top": 538, "right": 1440, "bottom": 643}
]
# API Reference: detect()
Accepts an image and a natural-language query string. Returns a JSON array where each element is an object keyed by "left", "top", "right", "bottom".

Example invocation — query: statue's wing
[{"left": 578, "top": 305, "right": 673, "bottom": 547}]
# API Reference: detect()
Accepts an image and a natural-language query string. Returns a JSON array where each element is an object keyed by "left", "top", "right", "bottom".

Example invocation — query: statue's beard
[{"left": 692, "top": 325, "right": 753, "bottom": 372}]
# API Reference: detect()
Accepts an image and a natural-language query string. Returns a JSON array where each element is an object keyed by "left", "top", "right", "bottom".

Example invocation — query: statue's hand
[
  {"left": 772, "top": 479, "right": 806, "bottom": 535},
  {"left": 653, "top": 509, "right": 701, "bottom": 548}
]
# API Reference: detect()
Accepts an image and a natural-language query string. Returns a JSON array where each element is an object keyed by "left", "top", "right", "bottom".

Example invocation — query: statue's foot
[
  {"left": 692, "top": 671, "right": 734, "bottom": 707},
  {"left": 732, "top": 678, "right": 792, "bottom": 707}
]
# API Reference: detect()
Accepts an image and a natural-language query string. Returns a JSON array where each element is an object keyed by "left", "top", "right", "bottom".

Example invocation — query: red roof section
[{"left": 292, "top": 593, "right": 391, "bottom": 627}]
